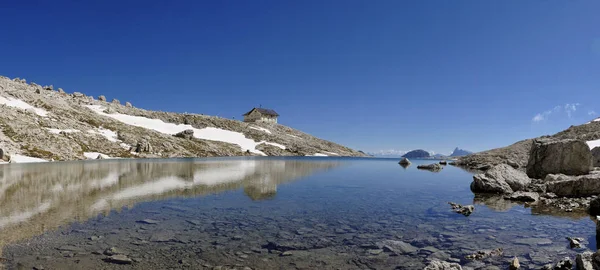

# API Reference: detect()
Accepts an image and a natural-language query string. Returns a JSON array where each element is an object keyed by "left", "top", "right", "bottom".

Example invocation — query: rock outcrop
[
  {"left": 471, "top": 164, "right": 531, "bottom": 194},
  {"left": 593, "top": 147, "right": 600, "bottom": 168},
  {"left": 545, "top": 173, "right": 600, "bottom": 197},
  {"left": 174, "top": 129, "right": 194, "bottom": 140},
  {"left": 98, "top": 95, "right": 106, "bottom": 101},
  {"left": 526, "top": 138, "right": 592, "bottom": 179}
]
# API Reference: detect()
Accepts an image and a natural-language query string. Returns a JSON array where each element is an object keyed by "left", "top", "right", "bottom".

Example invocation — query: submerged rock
[
  {"left": 545, "top": 173, "right": 600, "bottom": 197},
  {"left": 417, "top": 163, "right": 443, "bottom": 172},
  {"left": 526, "top": 138, "right": 592, "bottom": 179},
  {"left": 424, "top": 260, "right": 462, "bottom": 270},
  {"left": 509, "top": 257, "right": 520, "bottom": 270},
  {"left": 471, "top": 164, "right": 530, "bottom": 194},
  {"left": 448, "top": 202, "right": 474, "bottom": 216},
  {"left": 504, "top": 191, "right": 539, "bottom": 202},
  {"left": 465, "top": 248, "right": 503, "bottom": 261},
  {"left": 378, "top": 240, "right": 418, "bottom": 255}
]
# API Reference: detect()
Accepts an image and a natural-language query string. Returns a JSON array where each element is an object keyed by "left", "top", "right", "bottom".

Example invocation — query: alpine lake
[{"left": 0, "top": 157, "right": 596, "bottom": 269}]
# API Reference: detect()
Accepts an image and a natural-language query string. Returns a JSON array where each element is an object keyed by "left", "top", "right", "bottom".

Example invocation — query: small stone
[
  {"left": 137, "top": 219, "right": 159, "bottom": 225},
  {"left": 368, "top": 249, "right": 383, "bottom": 255},
  {"left": 509, "top": 257, "right": 520, "bottom": 270},
  {"left": 280, "top": 251, "right": 293, "bottom": 257},
  {"left": 90, "top": 236, "right": 102, "bottom": 241},
  {"left": 103, "top": 247, "right": 124, "bottom": 256},
  {"left": 231, "top": 235, "right": 243, "bottom": 240},
  {"left": 104, "top": 254, "right": 132, "bottom": 265}
]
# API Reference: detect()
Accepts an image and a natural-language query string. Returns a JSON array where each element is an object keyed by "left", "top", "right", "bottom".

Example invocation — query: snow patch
[
  {"left": 9, "top": 154, "right": 48, "bottom": 163},
  {"left": 0, "top": 95, "right": 49, "bottom": 117},
  {"left": 588, "top": 139, "right": 600, "bottom": 150},
  {"left": 46, "top": 128, "right": 80, "bottom": 134},
  {"left": 307, "top": 153, "right": 328, "bottom": 157},
  {"left": 323, "top": 151, "right": 339, "bottom": 156},
  {"left": 83, "top": 152, "right": 111, "bottom": 159},
  {"left": 85, "top": 105, "right": 280, "bottom": 155},
  {"left": 257, "top": 141, "right": 286, "bottom": 150},
  {"left": 249, "top": 126, "right": 272, "bottom": 134},
  {"left": 87, "top": 127, "right": 119, "bottom": 142}
]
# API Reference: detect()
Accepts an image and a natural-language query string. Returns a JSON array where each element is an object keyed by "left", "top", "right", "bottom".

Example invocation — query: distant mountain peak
[{"left": 450, "top": 147, "right": 473, "bottom": 157}]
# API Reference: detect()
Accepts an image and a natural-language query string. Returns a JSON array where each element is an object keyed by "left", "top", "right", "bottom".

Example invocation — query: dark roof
[{"left": 243, "top": 108, "right": 279, "bottom": 117}]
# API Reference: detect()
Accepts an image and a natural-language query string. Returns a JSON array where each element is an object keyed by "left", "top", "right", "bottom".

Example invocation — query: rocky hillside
[
  {"left": 0, "top": 76, "right": 367, "bottom": 163},
  {"left": 457, "top": 119, "right": 600, "bottom": 170}
]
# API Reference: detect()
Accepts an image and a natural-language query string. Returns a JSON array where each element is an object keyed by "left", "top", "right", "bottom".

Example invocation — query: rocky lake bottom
[{"left": 0, "top": 157, "right": 598, "bottom": 269}]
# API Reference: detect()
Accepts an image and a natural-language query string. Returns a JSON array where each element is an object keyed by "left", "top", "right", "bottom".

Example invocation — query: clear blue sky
[{"left": 1, "top": 1, "right": 599, "bottom": 154}]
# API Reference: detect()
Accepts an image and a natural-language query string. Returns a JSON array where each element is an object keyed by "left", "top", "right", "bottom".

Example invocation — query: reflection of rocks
[
  {"left": 399, "top": 163, "right": 410, "bottom": 169},
  {"left": 504, "top": 191, "right": 539, "bottom": 202},
  {"left": 0, "top": 159, "right": 340, "bottom": 256},
  {"left": 473, "top": 194, "right": 519, "bottom": 212}
]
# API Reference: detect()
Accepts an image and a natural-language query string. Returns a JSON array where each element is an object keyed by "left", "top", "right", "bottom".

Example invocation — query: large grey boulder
[
  {"left": 471, "top": 164, "right": 531, "bottom": 194},
  {"left": 592, "top": 147, "right": 600, "bottom": 168},
  {"left": 424, "top": 260, "right": 462, "bottom": 270},
  {"left": 174, "top": 129, "right": 194, "bottom": 139},
  {"left": 526, "top": 138, "right": 592, "bottom": 179},
  {"left": 545, "top": 173, "right": 600, "bottom": 197}
]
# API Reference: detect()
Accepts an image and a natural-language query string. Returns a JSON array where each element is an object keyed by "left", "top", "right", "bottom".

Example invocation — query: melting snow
[
  {"left": 309, "top": 153, "right": 328, "bottom": 157},
  {"left": 323, "top": 151, "right": 340, "bottom": 156},
  {"left": 46, "top": 128, "right": 80, "bottom": 134},
  {"left": 249, "top": 126, "right": 272, "bottom": 134},
  {"left": 9, "top": 154, "right": 48, "bottom": 163},
  {"left": 83, "top": 152, "right": 111, "bottom": 159},
  {"left": 258, "top": 141, "right": 286, "bottom": 150},
  {"left": 0, "top": 95, "right": 49, "bottom": 117},
  {"left": 87, "top": 127, "right": 119, "bottom": 142},
  {"left": 85, "top": 105, "right": 281, "bottom": 155},
  {"left": 588, "top": 139, "right": 600, "bottom": 150}
]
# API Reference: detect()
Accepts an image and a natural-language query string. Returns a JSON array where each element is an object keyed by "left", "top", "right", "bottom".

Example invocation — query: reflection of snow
[
  {"left": 9, "top": 154, "right": 48, "bottom": 163},
  {"left": 0, "top": 202, "right": 51, "bottom": 228}
]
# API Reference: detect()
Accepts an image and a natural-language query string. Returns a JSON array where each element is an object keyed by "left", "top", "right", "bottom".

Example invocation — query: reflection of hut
[{"left": 244, "top": 175, "right": 277, "bottom": 201}]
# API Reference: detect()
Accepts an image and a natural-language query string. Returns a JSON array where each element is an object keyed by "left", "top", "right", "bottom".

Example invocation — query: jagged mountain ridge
[
  {"left": 0, "top": 76, "right": 367, "bottom": 162},
  {"left": 450, "top": 147, "right": 473, "bottom": 157}
]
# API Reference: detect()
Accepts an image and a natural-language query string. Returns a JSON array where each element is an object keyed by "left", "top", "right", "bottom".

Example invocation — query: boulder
[
  {"left": 509, "top": 257, "right": 520, "bottom": 270},
  {"left": 526, "top": 138, "right": 592, "bottom": 179},
  {"left": 398, "top": 157, "right": 411, "bottom": 165},
  {"left": 545, "top": 173, "right": 600, "bottom": 197},
  {"left": 424, "top": 260, "right": 462, "bottom": 270},
  {"left": 112, "top": 99, "right": 120, "bottom": 104},
  {"left": 73, "top": 92, "right": 84, "bottom": 98},
  {"left": 417, "top": 163, "right": 443, "bottom": 172},
  {"left": 44, "top": 85, "right": 53, "bottom": 90},
  {"left": 98, "top": 95, "right": 106, "bottom": 102},
  {"left": 555, "top": 257, "right": 573, "bottom": 270},
  {"left": 471, "top": 164, "right": 531, "bottom": 194},
  {"left": 135, "top": 139, "right": 152, "bottom": 153},
  {"left": 125, "top": 101, "right": 132, "bottom": 107},
  {"left": 439, "top": 160, "right": 447, "bottom": 165},
  {"left": 174, "top": 129, "right": 194, "bottom": 139},
  {"left": 58, "top": 88, "right": 66, "bottom": 94},
  {"left": 504, "top": 191, "right": 539, "bottom": 202},
  {"left": 593, "top": 147, "right": 600, "bottom": 168}
]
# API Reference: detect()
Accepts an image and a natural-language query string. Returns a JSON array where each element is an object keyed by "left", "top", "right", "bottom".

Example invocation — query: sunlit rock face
[{"left": 0, "top": 159, "right": 340, "bottom": 254}]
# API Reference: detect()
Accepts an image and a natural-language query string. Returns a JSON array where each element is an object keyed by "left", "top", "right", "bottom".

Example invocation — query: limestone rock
[
  {"left": 424, "top": 260, "right": 462, "bottom": 270},
  {"left": 526, "top": 138, "right": 592, "bottom": 179},
  {"left": 112, "top": 99, "right": 120, "bottom": 104},
  {"left": 471, "top": 164, "right": 530, "bottom": 194},
  {"left": 593, "top": 147, "right": 600, "bottom": 168},
  {"left": 72, "top": 92, "right": 84, "bottom": 98},
  {"left": 174, "top": 129, "right": 194, "bottom": 139},
  {"left": 545, "top": 173, "right": 600, "bottom": 197},
  {"left": 58, "top": 88, "right": 65, "bottom": 94},
  {"left": 98, "top": 95, "right": 106, "bottom": 101},
  {"left": 125, "top": 101, "right": 132, "bottom": 107}
]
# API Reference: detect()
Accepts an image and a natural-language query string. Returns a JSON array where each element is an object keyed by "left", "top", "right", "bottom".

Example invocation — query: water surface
[{"left": 0, "top": 158, "right": 596, "bottom": 269}]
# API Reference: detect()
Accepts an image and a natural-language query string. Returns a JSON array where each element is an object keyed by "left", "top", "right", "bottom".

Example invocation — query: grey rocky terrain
[{"left": 0, "top": 76, "right": 366, "bottom": 162}]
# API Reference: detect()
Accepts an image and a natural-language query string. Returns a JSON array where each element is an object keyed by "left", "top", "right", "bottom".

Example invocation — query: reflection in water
[
  {"left": 0, "top": 159, "right": 340, "bottom": 255},
  {"left": 398, "top": 163, "right": 410, "bottom": 169}
]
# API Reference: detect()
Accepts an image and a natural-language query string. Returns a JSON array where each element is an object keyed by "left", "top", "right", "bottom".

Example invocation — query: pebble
[
  {"left": 104, "top": 254, "right": 133, "bottom": 264},
  {"left": 137, "top": 219, "right": 159, "bottom": 225}
]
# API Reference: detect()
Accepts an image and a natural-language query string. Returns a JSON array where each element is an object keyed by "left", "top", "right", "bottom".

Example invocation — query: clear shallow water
[{"left": 0, "top": 157, "right": 597, "bottom": 269}]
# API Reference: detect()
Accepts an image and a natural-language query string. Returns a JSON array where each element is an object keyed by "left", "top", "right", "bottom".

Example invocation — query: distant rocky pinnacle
[
  {"left": 401, "top": 149, "right": 431, "bottom": 158},
  {"left": 450, "top": 147, "right": 473, "bottom": 157},
  {"left": 0, "top": 76, "right": 367, "bottom": 162}
]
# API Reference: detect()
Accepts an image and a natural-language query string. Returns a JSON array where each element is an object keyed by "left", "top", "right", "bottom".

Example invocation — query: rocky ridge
[{"left": 0, "top": 76, "right": 367, "bottom": 162}]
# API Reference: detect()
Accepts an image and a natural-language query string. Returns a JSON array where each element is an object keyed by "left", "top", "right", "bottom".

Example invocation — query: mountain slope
[{"left": 0, "top": 76, "right": 367, "bottom": 162}]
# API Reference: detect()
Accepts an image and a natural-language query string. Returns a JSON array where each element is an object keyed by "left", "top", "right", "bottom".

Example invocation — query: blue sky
[{"left": 1, "top": 1, "right": 599, "bottom": 154}]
